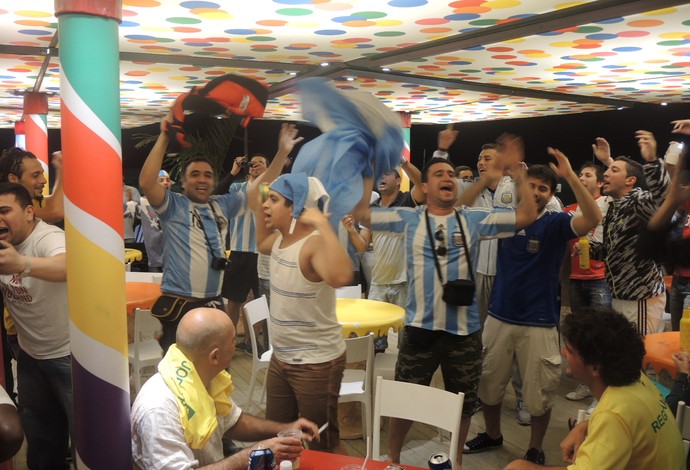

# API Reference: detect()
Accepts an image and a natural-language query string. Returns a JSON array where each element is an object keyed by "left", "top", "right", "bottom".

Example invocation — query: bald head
[{"left": 176, "top": 308, "right": 234, "bottom": 361}]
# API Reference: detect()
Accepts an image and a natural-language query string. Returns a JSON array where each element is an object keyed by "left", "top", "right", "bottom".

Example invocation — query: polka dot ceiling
[{"left": 0, "top": 1, "right": 688, "bottom": 128}]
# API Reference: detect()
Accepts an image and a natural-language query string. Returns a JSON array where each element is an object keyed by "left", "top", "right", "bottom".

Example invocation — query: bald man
[{"left": 131, "top": 308, "right": 319, "bottom": 470}]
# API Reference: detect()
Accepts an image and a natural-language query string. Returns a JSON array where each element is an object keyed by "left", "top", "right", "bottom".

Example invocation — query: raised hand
[
  {"left": 438, "top": 123, "right": 459, "bottom": 150},
  {"left": 635, "top": 130, "right": 657, "bottom": 162},
  {"left": 278, "top": 123, "right": 304, "bottom": 156},
  {"left": 547, "top": 147, "right": 575, "bottom": 179},
  {"left": 496, "top": 133, "right": 524, "bottom": 174},
  {"left": 672, "top": 119, "right": 690, "bottom": 136},
  {"left": 591, "top": 137, "right": 612, "bottom": 166}
]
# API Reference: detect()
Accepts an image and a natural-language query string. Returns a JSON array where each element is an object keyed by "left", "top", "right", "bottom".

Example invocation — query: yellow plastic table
[
  {"left": 336, "top": 298, "right": 405, "bottom": 338},
  {"left": 125, "top": 248, "right": 143, "bottom": 263}
]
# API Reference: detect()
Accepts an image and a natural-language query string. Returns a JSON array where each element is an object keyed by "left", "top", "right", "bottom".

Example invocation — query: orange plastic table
[
  {"left": 643, "top": 331, "right": 679, "bottom": 381},
  {"left": 300, "top": 449, "right": 426, "bottom": 470},
  {"left": 336, "top": 298, "right": 405, "bottom": 338},
  {"left": 125, "top": 282, "right": 161, "bottom": 316}
]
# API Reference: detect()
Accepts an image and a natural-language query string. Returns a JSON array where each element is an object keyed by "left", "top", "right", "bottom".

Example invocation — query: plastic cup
[
  {"left": 340, "top": 465, "right": 363, "bottom": 470},
  {"left": 277, "top": 429, "right": 303, "bottom": 469},
  {"left": 665, "top": 141, "right": 683, "bottom": 165}
]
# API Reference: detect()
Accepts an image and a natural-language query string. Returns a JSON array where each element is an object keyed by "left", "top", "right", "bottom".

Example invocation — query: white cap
[{"left": 279, "top": 460, "right": 293, "bottom": 470}]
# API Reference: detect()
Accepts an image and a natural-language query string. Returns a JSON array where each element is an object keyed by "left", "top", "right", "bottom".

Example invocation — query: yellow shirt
[{"left": 570, "top": 373, "right": 685, "bottom": 470}]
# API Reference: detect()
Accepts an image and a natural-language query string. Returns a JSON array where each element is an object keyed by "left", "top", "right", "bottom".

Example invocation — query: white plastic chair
[
  {"left": 128, "top": 308, "right": 163, "bottom": 394},
  {"left": 243, "top": 295, "right": 273, "bottom": 411},
  {"left": 676, "top": 400, "right": 690, "bottom": 457},
  {"left": 339, "top": 333, "right": 375, "bottom": 454},
  {"left": 336, "top": 284, "right": 362, "bottom": 299},
  {"left": 372, "top": 376, "right": 464, "bottom": 468}
]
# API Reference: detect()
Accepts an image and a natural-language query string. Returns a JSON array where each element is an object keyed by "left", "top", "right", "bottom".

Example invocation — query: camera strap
[
  {"left": 194, "top": 203, "right": 225, "bottom": 260},
  {"left": 424, "top": 208, "right": 474, "bottom": 284}
]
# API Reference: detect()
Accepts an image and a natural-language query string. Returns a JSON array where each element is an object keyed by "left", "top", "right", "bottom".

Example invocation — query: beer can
[
  {"left": 428, "top": 453, "right": 452, "bottom": 470},
  {"left": 248, "top": 448, "right": 277, "bottom": 470}
]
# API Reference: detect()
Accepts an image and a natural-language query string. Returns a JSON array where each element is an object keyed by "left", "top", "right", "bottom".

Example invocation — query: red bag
[{"left": 167, "top": 74, "right": 268, "bottom": 149}]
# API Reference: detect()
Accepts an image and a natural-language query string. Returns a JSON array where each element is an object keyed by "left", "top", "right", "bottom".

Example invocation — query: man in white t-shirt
[{"left": 0, "top": 182, "right": 72, "bottom": 468}]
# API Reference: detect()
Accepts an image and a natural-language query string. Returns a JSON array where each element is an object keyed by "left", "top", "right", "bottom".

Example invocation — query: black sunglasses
[{"left": 435, "top": 227, "right": 447, "bottom": 256}]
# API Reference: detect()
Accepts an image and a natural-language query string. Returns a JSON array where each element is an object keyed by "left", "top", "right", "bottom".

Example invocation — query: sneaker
[
  {"left": 565, "top": 384, "right": 592, "bottom": 401},
  {"left": 524, "top": 448, "right": 545, "bottom": 465},
  {"left": 463, "top": 432, "right": 503, "bottom": 454},
  {"left": 516, "top": 399, "right": 531, "bottom": 426}
]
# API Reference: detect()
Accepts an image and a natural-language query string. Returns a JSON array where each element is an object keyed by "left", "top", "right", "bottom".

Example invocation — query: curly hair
[
  {"left": 562, "top": 307, "right": 645, "bottom": 387},
  {"left": 0, "top": 147, "right": 37, "bottom": 182}
]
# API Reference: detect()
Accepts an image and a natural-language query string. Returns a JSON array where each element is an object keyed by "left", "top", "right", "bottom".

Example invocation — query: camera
[
  {"left": 211, "top": 256, "right": 230, "bottom": 271},
  {"left": 239, "top": 160, "right": 255, "bottom": 170}
]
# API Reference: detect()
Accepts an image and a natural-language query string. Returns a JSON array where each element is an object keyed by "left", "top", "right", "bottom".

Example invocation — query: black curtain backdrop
[{"left": 2, "top": 102, "right": 689, "bottom": 206}]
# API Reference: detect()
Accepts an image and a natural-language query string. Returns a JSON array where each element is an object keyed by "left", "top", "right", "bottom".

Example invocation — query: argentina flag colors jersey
[
  {"left": 371, "top": 205, "right": 515, "bottom": 335},
  {"left": 156, "top": 190, "right": 245, "bottom": 298},
  {"left": 227, "top": 181, "right": 257, "bottom": 253}
]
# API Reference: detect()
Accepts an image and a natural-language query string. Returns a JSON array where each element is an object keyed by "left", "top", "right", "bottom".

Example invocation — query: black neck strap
[
  {"left": 424, "top": 208, "right": 474, "bottom": 284},
  {"left": 195, "top": 203, "right": 224, "bottom": 258}
]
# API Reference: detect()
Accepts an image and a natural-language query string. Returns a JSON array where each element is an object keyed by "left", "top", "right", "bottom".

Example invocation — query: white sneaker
[
  {"left": 516, "top": 399, "right": 531, "bottom": 426},
  {"left": 566, "top": 384, "right": 592, "bottom": 401}
]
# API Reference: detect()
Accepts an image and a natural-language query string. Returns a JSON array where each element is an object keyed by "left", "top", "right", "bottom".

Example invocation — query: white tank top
[{"left": 269, "top": 231, "right": 346, "bottom": 364}]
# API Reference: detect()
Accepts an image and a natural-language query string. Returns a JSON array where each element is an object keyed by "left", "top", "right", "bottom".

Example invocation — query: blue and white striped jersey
[
  {"left": 371, "top": 205, "right": 515, "bottom": 335},
  {"left": 227, "top": 181, "right": 257, "bottom": 253},
  {"left": 156, "top": 190, "right": 245, "bottom": 299}
]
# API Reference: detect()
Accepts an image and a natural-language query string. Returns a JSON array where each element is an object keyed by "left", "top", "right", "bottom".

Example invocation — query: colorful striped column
[
  {"left": 23, "top": 92, "right": 50, "bottom": 196},
  {"left": 398, "top": 112, "right": 412, "bottom": 192},
  {"left": 13, "top": 120, "right": 25, "bottom": 149},
  {"left": 55, "top": 1, "right": 130, "bottom": 468}
]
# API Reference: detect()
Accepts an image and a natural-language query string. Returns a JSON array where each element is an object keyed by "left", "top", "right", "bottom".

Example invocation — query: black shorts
[{"left": 221, "top": 251, "right": 259, "bottom": 302}]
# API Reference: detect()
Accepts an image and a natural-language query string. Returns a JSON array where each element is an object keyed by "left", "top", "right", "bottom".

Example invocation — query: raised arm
[
  {"left": 592, "top": 137, "right": 613, "bottom": 168},
  {"left": 401, "top": 158, "right": 425, "bottom": 204},
  {"left": 548, "top": 147, "right": 601, "bottom": 236},
  {"left": 301, "top": 208, "right": 353, "bottom": 287},
  {"left": 342, "top": 214, "right": 368, "bottom": 254},
  {"left": 648, "top": 151, "right": 690, "bottom": 231},
  {"left": 213, "top": 156, "right": 243, "bottom": 195},
  {"left": 435, "top": 123, "right": 459, "bottom": 157},
  {"left": 37, "top": 151, "right": 64, "bottom": 223},
  {"left": 247, "top": 124, "right": 302, "bottom": 212},
  {"left": 139, "top": 114, "right": 172, "bottom": 208}
]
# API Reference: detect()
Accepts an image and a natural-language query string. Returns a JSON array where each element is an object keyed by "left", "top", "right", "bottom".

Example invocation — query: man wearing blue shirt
[
  {"left": 465, "top": 148, "right": 601, "bottom": 465},
  {"left": 369, "top": 134, "right": 537, "bottom": 468}
]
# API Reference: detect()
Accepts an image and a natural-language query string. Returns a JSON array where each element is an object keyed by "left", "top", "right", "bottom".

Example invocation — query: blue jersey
[
  {"left": 156, "top": 190, "right": 244, "bottom": 298},
  {"left": 490, "top": 211, "right": 576, "bottom": 327},
  {"left": 371, "top": 205, "right": 516, "bottom": 335},
  {"left": 227, "top": 181, "right": 257, "bottom": 253}
]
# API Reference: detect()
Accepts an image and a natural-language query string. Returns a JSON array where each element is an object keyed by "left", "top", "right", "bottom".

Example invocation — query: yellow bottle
[
  {"left": 578, "top": 237, "right": 590, "bottom": 270},
  {"left": 680, "top": 306, "right": 690, "bottom": 352}
]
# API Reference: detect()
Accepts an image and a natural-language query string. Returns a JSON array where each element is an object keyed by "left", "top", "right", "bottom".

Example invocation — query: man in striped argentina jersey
[
  {"left": 139, "top": 113, "right": 246, "bottom": 352},
  {"left": 368, "top": 135, "right": 538, "bottom": 469},
  {"left": 216, "top": 154, "right": 270, "bottom": 350}
]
